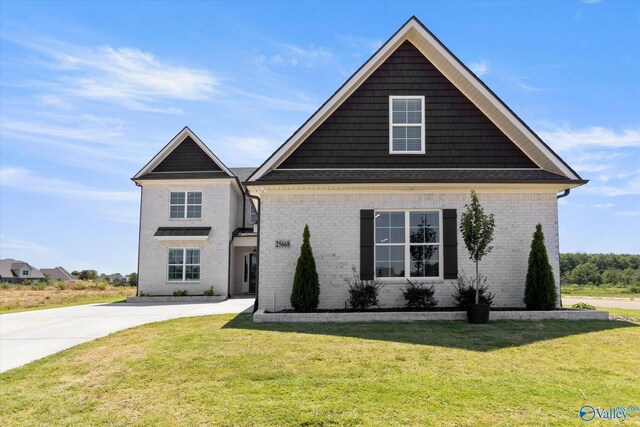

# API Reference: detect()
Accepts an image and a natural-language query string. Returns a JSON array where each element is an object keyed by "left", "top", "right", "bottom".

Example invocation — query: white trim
[
  {"left": 167, "top": 247, "right": 201, "bottom": 283},
  {"left": 388, "top": 96, "right": 425, "bottom": 154},
  {"left": 374, "top": 209, "right": 443, "bottom": 281},
  {"left": 133, "top": 127, "right": 234, "bottom": 179},
  {"left": 248, "top": 17, "right": 579, "bottom": 182},
  {"left": 274, "top": 167, "right": 543, "bottom": 171}
]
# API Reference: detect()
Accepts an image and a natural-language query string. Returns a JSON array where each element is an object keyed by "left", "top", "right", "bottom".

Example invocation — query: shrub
[
  {"left": 452, "top": 274, "right": 493, "bottom": 308},
  {"left": 569, "top": 263, "right": 601, "bottom": 286},
  {"left": 78, "top": 270, "right": 97, "bottom": 281},
  {"left": 630, "top": 285, "right": 640, "bottom": 294},
  {"left": 96, "top": 283, "right": 107, "bottom": 290},
  {"left": 290, "top": 224, "right": 320, "bottom": 312},
  {"left": 402, "top": 279, "right": 437, "bottom": 309},
  {"left": 524, "top": 224, "right": 557, "bottom": 310},
  {"left": 571, "top": 302, "right": 596, "bottom": 310},
  {"left": 344, "top": 266, "right": 384, "bottom": 310},
  {"left": 29, "top": 281, "right": 45, "bottom": 290},
  {"left": 203, "top": 287, "right": 214, "bottom": 296},
  {"left": 74, "top": 283, "right": 87, "bottom": 290},
  {"left": 128, "top": 272, "right": 138, "bottom": 287},
  {"left": 173, "top": 290, "right": 187, "bottom": 296}
]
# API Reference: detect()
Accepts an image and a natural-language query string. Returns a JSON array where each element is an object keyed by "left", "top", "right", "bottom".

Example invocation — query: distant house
[
  {"left": 0, "top": 259, "right": 46, "bottom": 284},
  {"left": 40, "top": 267, "right": 75, "bottom": 282}
]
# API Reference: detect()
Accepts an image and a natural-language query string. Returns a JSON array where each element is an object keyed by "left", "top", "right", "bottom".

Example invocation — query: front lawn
[
  {"left": 596, "top": 306, "right": 640, "bottom": 321},
  {"left": 0, "top": 281, "right": 136, "bottom": 313},
  {"left": 1, "top": 314, "right": 638, "bottom": 426}
]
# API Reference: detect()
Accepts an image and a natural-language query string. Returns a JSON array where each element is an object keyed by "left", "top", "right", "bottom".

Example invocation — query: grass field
[
  {"left": 1, "top": 313, "right": 638, "bottom": 426},
  {"left": 596, "top": 306, "right": 640, "bottom": 321},
  {"left": 561, "top": 284, "right": 639, "bottom": 299},
  {"left": 0, "top": 281, "right": 136, "bottom": 313}
]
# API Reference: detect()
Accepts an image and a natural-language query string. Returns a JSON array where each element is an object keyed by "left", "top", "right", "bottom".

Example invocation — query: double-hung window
[
  {"left": 375, "top": 210, "right": 441, "bottom": 279},
  {"left": 168, "top": 248, "right": 200, "bottom": 282},
  {"left": 389, "top": 96, "right": 425, "bottom": 154},
  {"left": 170, "top": 191, "right": 202, "bottom": 219}
]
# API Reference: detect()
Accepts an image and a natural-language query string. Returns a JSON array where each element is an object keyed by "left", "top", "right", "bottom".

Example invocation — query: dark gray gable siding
[
  {"left": 152, "top": 136, "right": 223, "bottom": 173},
  {"left": 277, "top": 41, "right": 537, "bottom": 169}
]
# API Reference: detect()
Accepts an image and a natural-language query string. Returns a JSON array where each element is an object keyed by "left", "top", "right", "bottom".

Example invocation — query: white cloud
[
  {"left": 469, "top": 60, "right": 489, "bottom": 77},
  {"left": 0, "top": 167, "right": 138, "bottom": 202},
  {"left": 6, "top": 36, "right": 217, "bottom": 111},
  {"left": 514, "top": 80, "right": 553, "bottom": 92},
  {"left": 539, "top": 126, "right": 640, "bottom": 150},
  {"left": 0, "top": 238, "right": 58, "bottom": 259}
]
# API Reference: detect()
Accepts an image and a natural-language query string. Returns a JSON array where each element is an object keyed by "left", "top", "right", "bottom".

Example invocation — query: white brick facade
[
  {"left": 137, "top": 180, "right": 242, "bottom": 296},
  {"left": 256, "top": 189, "right": 560, "bottom": 311}
]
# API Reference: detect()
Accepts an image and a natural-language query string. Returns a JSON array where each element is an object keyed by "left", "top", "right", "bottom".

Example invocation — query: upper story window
[
  {"left": 374, "top": 210, "right": 441, "bottom": 279},
  {"left": 389, "top": 96, "right": 425, "bottom": 154},
  {"left": 22, "top": 270, "right": 29, "bottom": 276},
  {"left": 170, "top": 191, "right": 202, "bottom": 219},
  {"left": 250, "top": 205, "right": 258, "bottom": 224}
]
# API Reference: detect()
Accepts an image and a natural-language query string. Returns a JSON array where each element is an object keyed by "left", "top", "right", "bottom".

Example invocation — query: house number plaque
[{"left": 275, "top": 240, "right": 291, "bottom": 248}]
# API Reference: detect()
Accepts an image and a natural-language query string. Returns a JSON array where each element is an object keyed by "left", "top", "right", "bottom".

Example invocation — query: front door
[{"left": 243, "top": 252, "right": 257, "bottom": 294}]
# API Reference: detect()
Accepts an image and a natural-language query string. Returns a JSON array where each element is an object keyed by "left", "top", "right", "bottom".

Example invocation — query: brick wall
[
  {"left": 256, "top": 191, "right": 560, "bottom": 311},
  {"left": 138, "top": 180, "right": 241, "bottom": 296}
]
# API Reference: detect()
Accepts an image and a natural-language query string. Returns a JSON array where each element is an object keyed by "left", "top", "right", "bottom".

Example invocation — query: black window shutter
[
  {"left": 360, "top": 210, "right": 374, "bottom": 280},
  {"left": 443, "top": 209, "right": 458, "bottom": 280}
]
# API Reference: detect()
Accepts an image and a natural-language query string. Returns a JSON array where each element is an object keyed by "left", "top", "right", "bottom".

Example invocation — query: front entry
[{"left": 243, "top": 252, "right": 257, "bottom": 294}]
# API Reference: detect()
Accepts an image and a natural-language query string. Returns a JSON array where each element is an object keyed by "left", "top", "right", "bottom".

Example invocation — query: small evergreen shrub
[
  {"left": 203, "top": 287, "right": 214, "bottom": 296},
  {"left": 290, "top": 224, "right": 320, "bottom": 311},
  {"left": 571, "top": 302, "right": 596, "bottom": 310},
  {"left": 403, "top": 279, "right": 438, "bottom": 309},
  {"left": 524, "top": 224, "right": 557, "bottom": 310},
  {"left": 344, "top": 266, "right": 384, "bottom": 310},
  {"left": 173, "top": 290, "right": 187, "bottom": 296},
  {"left": 452, "top": 274, "right": 494, "bottom": 308}
]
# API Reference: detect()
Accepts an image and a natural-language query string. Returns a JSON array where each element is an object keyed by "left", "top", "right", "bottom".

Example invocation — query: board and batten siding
[
  {"left": 152, "top": 136, "right": 224, "bottom": 173},
  {"left": 256, "top": 191, "right": 560, "bottom": 311},
  {"left": 277, "top": 41, "right": 537, "bottom": 170}
]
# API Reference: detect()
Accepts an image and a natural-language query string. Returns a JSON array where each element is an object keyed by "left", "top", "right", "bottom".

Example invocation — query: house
[
  {"left": 0, "top": 259, "right": 46, "bottom": 283},
  {"left": 40, "top": 266, "right": 74, "bottom": 282},
  {"left": 133, "top": 17, "right": 585, "bottom": 311}
]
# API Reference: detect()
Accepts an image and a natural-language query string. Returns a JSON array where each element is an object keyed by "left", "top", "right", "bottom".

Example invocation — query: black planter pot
[{"left": 467, "top": 304, "right": 490, "bottom": 324}]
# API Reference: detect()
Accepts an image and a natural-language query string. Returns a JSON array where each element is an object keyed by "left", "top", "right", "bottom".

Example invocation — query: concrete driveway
[
  {"left": 0, "top": 298, "right": 254, "bottom": 373},
  {"left": 563, "top": 296, "right": 640, "bottom": 310}
]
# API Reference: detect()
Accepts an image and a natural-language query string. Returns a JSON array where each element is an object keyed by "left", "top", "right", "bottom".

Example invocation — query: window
[
  {"left": 22, "top": 270, "right": 29, "bottom": 276},
  {"left": 168, "top": 248, "right": 201, "bottom": 282},
  {"left": 389, "top": 96, "right": 425, "bottom": 154},
  {"left": 375, "top": 210, "right": 441, "bottom": 279},
  {"left": 250, "top": 205, "right": 258, "bottom": 224},
  {"left": 170, "top": 191, "right": 202, "bottom": 219}
]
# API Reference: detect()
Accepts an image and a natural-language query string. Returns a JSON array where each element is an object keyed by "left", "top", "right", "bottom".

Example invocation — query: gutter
[
  {"left": 556, "top": 189, "right": 570, "bottom": 199},
  {"left": 134, "top": 182, "right": 143, "bottom": 297},
  {"left": 246, "top": 193, "right": 261, "bottom": 313}
]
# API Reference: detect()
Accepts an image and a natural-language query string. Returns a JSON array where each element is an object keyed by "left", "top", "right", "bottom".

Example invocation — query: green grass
[
  {"left": 596, "top": 306, "right": 640, "bottom": 321},
  {"left": 1, "top": 314, "right": 639, "bottom": 426},
  {"left": 561, "top": 284, "right": 639, "bottom": 299},
  {"left": 0, "top": 295, "right": 130, "bottom": 314}
]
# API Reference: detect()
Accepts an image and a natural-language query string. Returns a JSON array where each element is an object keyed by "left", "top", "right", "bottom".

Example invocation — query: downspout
[
  {"left": 556, "top": 188, "right": 570, "bottom": 307},
  {"left": 134, "top": 182, "right": 143, "bottom": 297},
  {"left": 246, "top": 193, "right": 261, "bottom": 313},
  {"left": 227, "top": 238, "right": 233, "bottom": 299}
]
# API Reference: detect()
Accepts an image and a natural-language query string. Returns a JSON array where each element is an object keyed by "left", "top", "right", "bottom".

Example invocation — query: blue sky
[{"left": 1, "top": 0, "right": 639, "bottom": 274}]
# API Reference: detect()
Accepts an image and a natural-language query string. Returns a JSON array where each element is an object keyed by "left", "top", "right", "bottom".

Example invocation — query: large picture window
[
  {"left": 168, "top": 248, "right": 201, "bottom": 282},
  {"left": 170, "top": 191, "right": 202, "bottom": 219},
  {"left": 375, "top": 210, "right": 441, "bottom": 279},
  {"left": 389, "top": 96, "right": 425, "bottom": 154}
]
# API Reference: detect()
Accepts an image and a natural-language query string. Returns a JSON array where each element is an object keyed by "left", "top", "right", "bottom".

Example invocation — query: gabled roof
[
  {"left": 133, "top": 127, "right": 234, "bottom": 180},
  {"left": 230, "top": 167, "right": 257, "bottom": 183},
  {"left": 248, "top": 16, "right": 582, "bottom": 183},
  {"left": 41, "top": 267, "right": 74, "bottom": 282}
]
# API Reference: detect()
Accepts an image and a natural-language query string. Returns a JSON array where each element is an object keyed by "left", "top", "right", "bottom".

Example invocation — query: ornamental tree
[
  {"left": 459, "top": 190, "right": 496, "bottom": 305},
  {"left": 524, "top": 224, "right": 557, "bottom": 310},
  {"left": 290, "top": 224, "right": 320, "bottom": 311}
]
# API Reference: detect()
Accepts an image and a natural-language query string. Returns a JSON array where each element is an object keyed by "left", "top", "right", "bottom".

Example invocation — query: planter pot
[{"left": 467, "top": 304, "right": 490, "bottom": 324}]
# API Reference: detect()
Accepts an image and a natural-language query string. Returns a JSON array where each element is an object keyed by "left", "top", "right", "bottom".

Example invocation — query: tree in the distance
[
  {"left": 128, "top": 272, "right": 138, "bottom": 287},
  {"left": 524, "top": 224, "right": 557, "bottom": 310},
  {"left": 290, "top": 224, "right": 320, "bottom": 311}
]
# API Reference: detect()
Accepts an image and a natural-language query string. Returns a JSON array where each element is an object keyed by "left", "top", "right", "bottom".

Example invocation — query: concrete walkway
[
  {"left": 0, "top": 298, "right": 254, "bottom": 373},
  {"left": 563, "top": 296, "right": 640, "bottom": 310}
]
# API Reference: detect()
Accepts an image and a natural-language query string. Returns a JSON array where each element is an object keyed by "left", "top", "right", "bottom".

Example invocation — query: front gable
[
  {"left": 279, "top": 41, "right": 537, "bottom": 169},
  {"left": 249, "top": 17, "right": 583, "bottom": 184}
]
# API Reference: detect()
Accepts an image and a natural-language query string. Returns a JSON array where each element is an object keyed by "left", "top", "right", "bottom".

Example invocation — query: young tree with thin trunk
[{"left": 459, "top": 191, "right": 495, "bottom": 305}]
